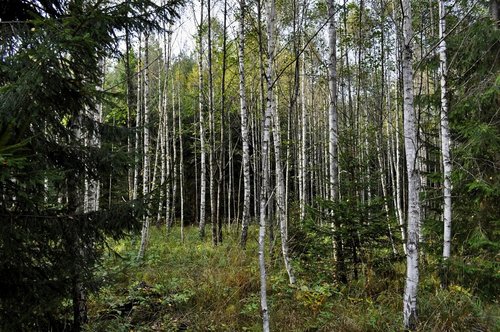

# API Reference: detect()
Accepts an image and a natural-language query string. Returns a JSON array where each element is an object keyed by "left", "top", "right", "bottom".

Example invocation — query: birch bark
[
  {"left": 401, "top": 0, "right": 421, "bottom": 328},
  {"left": 133, "top": 34, "right": 142, "bottom": 202},
  {"left": 138, "top": 33, "right": 151, "bottom": 261},
  {"left": 327, "top": 0, "right": 338, "bottom": 204},
  {"left": 177, "top": 81, "right": 185, "bottom": 242},
  {"left": 207, "top": 0, "right": 217, "bottom": 246},
  {"left": 257, "top": 0, "right": 277, "bottom": 329},
  {"left": 239, "top": 0, "right": 251, "bottom": 248},
  {"left": 327, "top": 0, "right": 345, "bottom": 284},
  {"left": 197, "top": 0, "right": 207, "bottom": 239},
  {"left": 439, "top": 0, "right": 452, "bottom": 287},
  {"left": 272, "top": 105, "right": 296, "bottom": 284}
]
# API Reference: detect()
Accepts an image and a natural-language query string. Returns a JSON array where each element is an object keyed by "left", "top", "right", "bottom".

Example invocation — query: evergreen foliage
[{"left": 0, "top": 0, "right": 182, "bottom": 329}]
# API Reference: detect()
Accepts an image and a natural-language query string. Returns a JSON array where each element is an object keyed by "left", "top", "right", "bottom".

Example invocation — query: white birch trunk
[
  {"left": 401, "top": 0, "right": 421, "bottom": 328},
  {"left": 327, "top": 0, "right": 338, "bottom": 203},
  {"left": 377, "top": 135, "right": 397, "bottom": 255},
  {"left": 207, "top": 0, "right": 217, "bottom": 245},
  {"left": 299, "top": 52, "right": 307, "bottom": 223},
  {"left": 390, "top": 6, "right": 407, "bottom": 253},
  {"left": 84, "top": 61, "right": 104, "bottom": 213},
  {"left": 157, "top": 84, "right": 166, "bottom": 224},
  {"left": 138, "top": 33, "right": 151, "bottom": 261},
  {"left": 257, "top": 0, "right": 276, "bottom": 329},
  {"left": 394, "top": 99, "right": 407, "bottom": 254},
  {"left": 198, "top": 0, "right": 207, "bottom": 239},
  {"left": 164, "top": 31, "right": 173, "bottom": 232},
  {"left": 272, "top": 105, "right": 296, "bottom": 285},
  {"left": 177, "top": 81, "right": 185, "bottom": 242},
  {"left": 327, "top": 0, "right": 340, "bottom": 270},
  {"left": 133, "top": 35, "right": 142, "bottom": 202},
  {"left": 439, "top": 0, "right": 452, "bottom": 275},
  {"left": 252, "top": 111, "right": 259, "bottom": 219},
  {"left": 171, "top": 71, "right": 178, "bottom": 229},
  {"left": 239, "top": 0, "right": 251, "bottom": 248}
]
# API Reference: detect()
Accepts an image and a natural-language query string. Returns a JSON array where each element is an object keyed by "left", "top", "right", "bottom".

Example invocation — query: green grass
[{"left": 86, "top": 225, "right": 499, "bottom": 331}]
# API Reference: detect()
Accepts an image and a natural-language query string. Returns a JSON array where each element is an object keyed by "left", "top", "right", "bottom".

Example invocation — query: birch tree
[
  {"left": 207, "top": 0, "right": 218, "bottom": 246},
  {"left": 239, "top": 0, "right": 251, "bottom": 248},
  {"left": 133, "top": 35, "right": 143, "bottom": 202},
  {"left": 197, "top": 0, "right": 207, "bottom": 239},
  {"left": 401, "top": 0, "right": 421, "bottom": 328},
  {"left": 327, "top": 0, "right": 345, "bottom": 284},
  {"left": 299, "top": 29, "right": 307, "bottom": 223},
  {"left": 272, "top": 73, "right": 296, "bottom": 285},
  {"left": 439, "top": 0, "right": 452, "bottom": 288},
  {"left": 328, "top": 0, "right": 338, "bottom": 198},
  {"left": 257, "top": 0, "right": 277, "bottom": 328},
  {"left": 138, "top": 33, "right": 151, "bottom": 261},
  {"left": 177, "top": 78, "right": 185, "bottom": 242}
]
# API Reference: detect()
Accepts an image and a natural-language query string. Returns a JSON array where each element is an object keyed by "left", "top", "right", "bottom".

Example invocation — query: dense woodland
[{"left": 0, "top": 0, "right": 499, "bottom": 331}]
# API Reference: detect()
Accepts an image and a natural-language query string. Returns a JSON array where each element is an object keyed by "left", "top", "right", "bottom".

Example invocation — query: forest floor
[{"left": 86, "top": 225, "right": 499, "bottom": 331}]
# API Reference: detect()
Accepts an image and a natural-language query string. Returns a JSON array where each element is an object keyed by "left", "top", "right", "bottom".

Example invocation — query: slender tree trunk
[
  {"left": 176, "top": 79, "right": 185, "bottom": 242},
  {"left": 401, "top": 0, "right": 421, "bottom": 328},
  {"left": 151, "top": 121, "right": 161, "bottom": 201},
  {"left": 84, "top": 60, "right": 104, "bottom": 213},
  {"left": 198, "top": 0, "right": 207, "bottom": 239},
  {"left": 328, "top": 0, "right": 345, "bottom": 283},
  {"left": 70, "top": 115, "right": 87, "bottom": 332},
  {"left": 299, "top": 48, "right": 307, "bottom": 223},
  {"left": 272, "top": 101, "right": 296, "bottom": 284},
  {"left": 252, "top": 110, "right": 259, "bottom": 219},
  {"left": 72, "top": 277, "right": 87, "bottom": 332},
  {"left": 157, "top": 86, "right": 166, "bottom": 224},
  {"left": 157, "top": 27, "right": 169, "bottom": 225},
  {"left": 257, "top": 0, "right": 277, "bottom": 329},
  {"left": 439, "top": 0, "right": 452, "bottom": 288},
  {"left": 171, "top": 69, "right": 178, "bottom": 229},
  {"left": 378, "top": 2, "right": 397, "bottom": 255},
  {"left": 138, "top": 33, "right": 150, "bottom": 261},
  {"left": 377, "top": 135, "right": 397, "bottom": 255},
  {"left": 125, "top": 25, "right": 133, "bottom": 200},
  {"left": 288, "top": 0, "right": 301, "bottom": 214},
  {"left": 218, "top": 0, "right": 228, "bottom": 243},
  {"left": 391, "top": 3, "right": 407, "bottom": 254},
  {"left": 239, "top": 0, "right": 251, "bottom": 248},
  {"left": 133, "top": 34, "right": 143, "bottom": 202},
  {"left": 165, "top": 32, "right": 173, "bottom": 233},
  {"left": 207, "top": 0, "right": 218, "bottom": 246}
]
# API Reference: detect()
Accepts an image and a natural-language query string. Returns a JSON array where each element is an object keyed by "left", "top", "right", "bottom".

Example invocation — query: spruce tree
[{"left": 0, "top": 0, "right": 182, "bottom": 329}]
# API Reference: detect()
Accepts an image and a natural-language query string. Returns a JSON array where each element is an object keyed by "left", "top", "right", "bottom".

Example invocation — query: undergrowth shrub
[
  {"left": 419, "top": 286, "right": 492, "bottom": 331},
  {"left": 86, "top": 225, "right": 499, "bottom": 331}
]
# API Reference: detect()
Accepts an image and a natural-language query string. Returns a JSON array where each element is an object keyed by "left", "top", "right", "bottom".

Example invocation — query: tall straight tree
[
  {"left": 439, "top": 0, "right": 452, "bottom": 288},
  {"left": 239, "top": 0, "right": 251, "bottom": 248},
  {"left": 207, "top": 0, "right": 217, "bottom": 246},
  {"left": 327, "top": 0, "right": 338, "bottom": 209},
  {"left": 133, "top": 34, "right": 143, "bottom": 202},
  {"left": 327, "top": 0, "right": 345, "bottom": 284},
  {"left": 217, "top": 0, "right": 228, "bottom": 244},
  {"left": 299, "top": 13, "right": 307, "bottom": 222},
  {"left": 267, "top": 0, "right": 295, "bottom": 286},
  {"left": 177, "top": 77, "right": 185, "bottom": 242},
  {"left": 272, "top": 61, "right": 296, "bottom": 285},
  {"left": 197, "top": 0, "right": 207, "bottom": 239},
  {"left": 438, "top": 0, "right": 452, "bottom": 288},
  {"left": 401, "top": 0, "right": 421, "bottom": 329},
  {"left": 258, "top": 0, "right": 277, "bottom": 329},
  {"left": 138, "top": 33, "right": 151, "bottom": 261}
]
